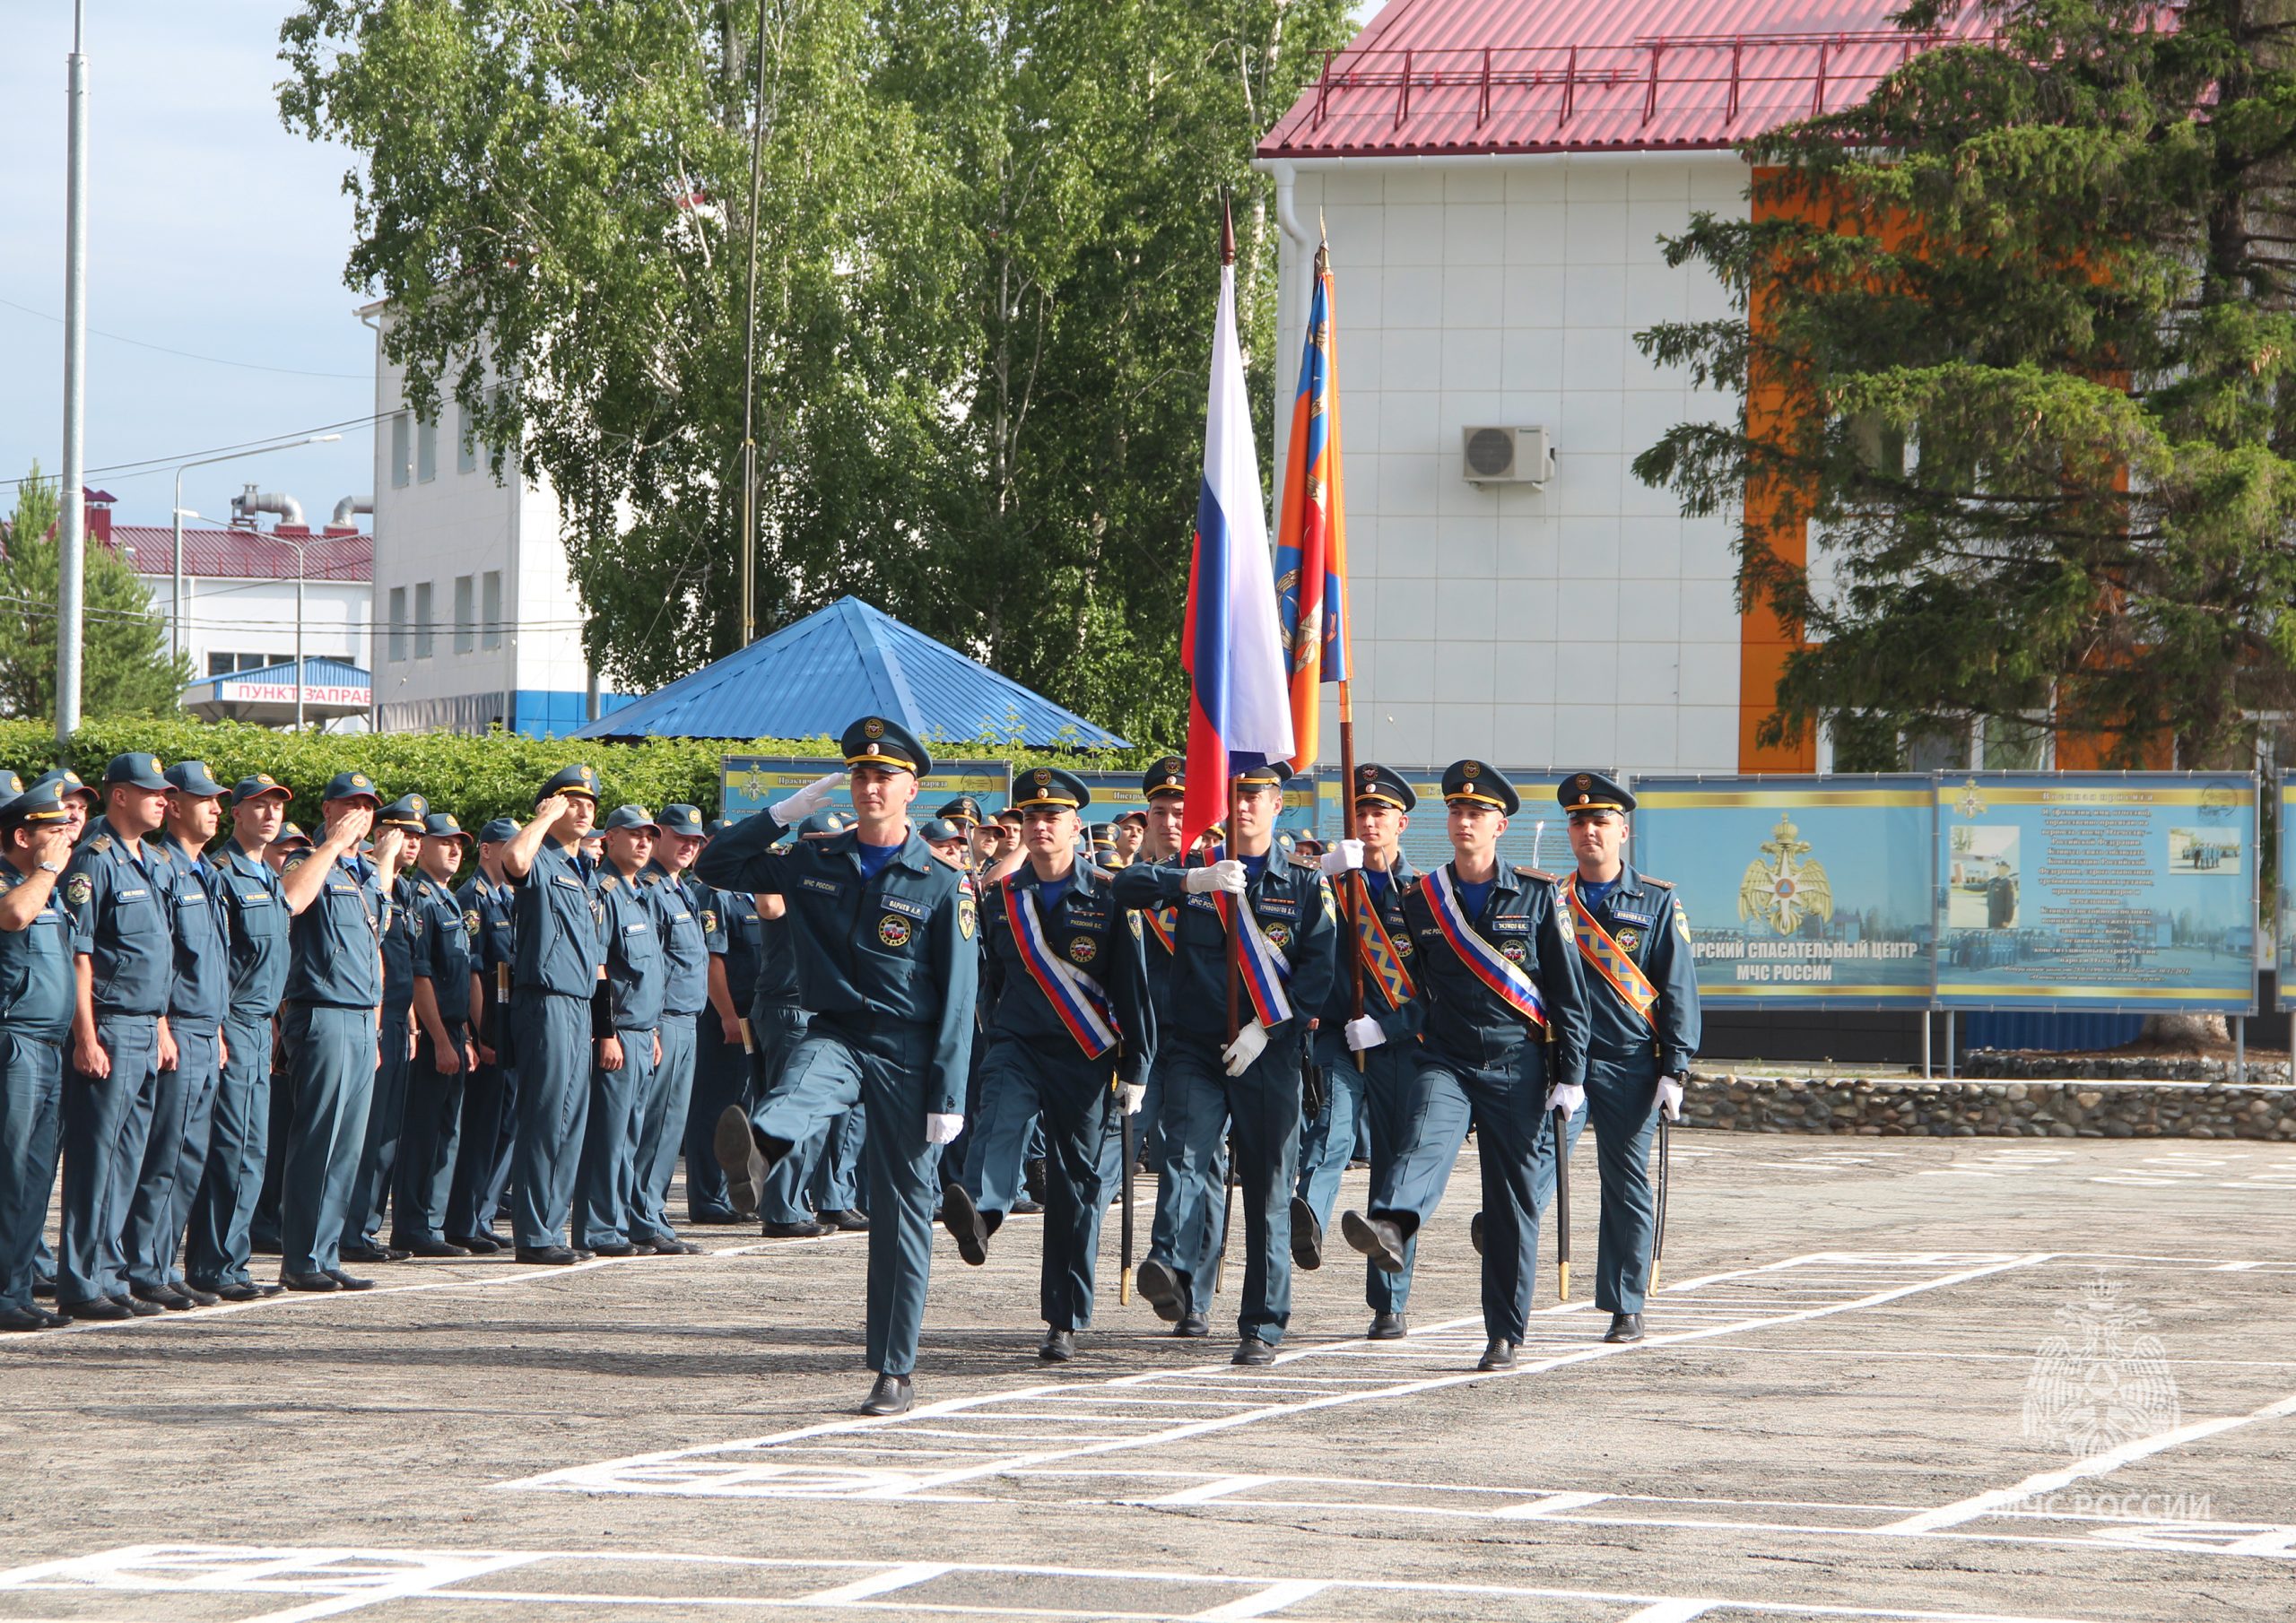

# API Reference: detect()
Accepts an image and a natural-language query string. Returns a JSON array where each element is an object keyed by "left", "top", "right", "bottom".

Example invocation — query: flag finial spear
[{"left": 1221, "top": 193, "right": 1235, "bottom": 266}]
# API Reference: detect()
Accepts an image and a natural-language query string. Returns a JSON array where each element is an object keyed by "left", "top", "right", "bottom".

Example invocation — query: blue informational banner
[
  {"left": 1632, "top": 777, "right": 1936, "bottom": 1009},
  {"left": 1315, "top": 768, "right": 1569, "bottom": 876},
  {"left": 1068, "top": 772, "right": 1318, "bottom": 838},
  {"left": 1934, "top": 773, "right": 2257, "bottom": 1013},
  {"left": 720, "top": 756, "right": 1013, "bottom": 820}
]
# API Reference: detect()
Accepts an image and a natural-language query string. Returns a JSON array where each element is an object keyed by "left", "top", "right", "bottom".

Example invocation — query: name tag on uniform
[
  {"left": 880, "top": 896, "right": 927, "bottom": 921},
  {"left": 552, "top": 873, "right": 586, "bottom": 890},
  {"left": 623, "top": 920, "right": 648, "bottom": 935},
  {"left": 800, "top": 877, "right": 844, "bottom": 898},
  {"left": 117, "top": 888, "right": 150, "bottom": 902},
  {"left": 178, "top": 891, "right": 206, "bottom": 907},
  {"left": 1491, "top": 916, "right": 1530, "bottom": 934},
  {"left": 666, "top": 909, "right": 691, "bottom": 923},
  {"left": 239, "top": 890, "right": 271, "bottom": 904},
  {"left": 1258, "top": 897, "right": 1298, "bottom": 917},
  {"left": 1185, "top": 894, "right": 1220, "bottom": 912},
  {"left": 1611, "top": 909, "right": 1654, "bottom": 927}
]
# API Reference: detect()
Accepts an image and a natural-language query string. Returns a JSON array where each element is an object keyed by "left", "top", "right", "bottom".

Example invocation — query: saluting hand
[
  {"left": 533, "top": 793, "right": 571, "bottom": 832},
  {"left": 327, "top": 804, "right": 376, "bottom": 851}
]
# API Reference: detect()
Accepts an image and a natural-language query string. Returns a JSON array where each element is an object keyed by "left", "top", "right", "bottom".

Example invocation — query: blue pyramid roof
[{"left": 570, "top": 596, "right": 1127, "bottom": 748}]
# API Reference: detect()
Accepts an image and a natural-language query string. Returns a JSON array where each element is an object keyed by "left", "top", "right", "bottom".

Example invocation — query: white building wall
[
  {"left": 1274, "top": 152, "right": 1752, "bottom": 780},
  {"left": 142, "top": 573, "right": 369, "bottom": 681}
]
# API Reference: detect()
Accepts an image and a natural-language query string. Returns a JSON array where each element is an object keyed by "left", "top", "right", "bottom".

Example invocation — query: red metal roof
[
  {"left": 107, "top": 525, "right": 372, "bottom": 583},
  {"left": 1257, "top": 0, "right": 1989, "bottom": 159}
]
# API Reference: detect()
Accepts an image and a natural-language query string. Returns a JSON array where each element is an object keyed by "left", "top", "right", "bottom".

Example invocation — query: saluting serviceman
[
  {"left": 1338, "top": 760, "right": 1588, "bottom": 1372},
  {"left": 942, "top": 767, "right": 1152, "bottom": 1362},
  {"left": 1556, "top": 771, "right": 1700, "bottom": 1344},
  {"left": 1128, "top": 760, "right": 1336, "bottom": 1367},
  {"left": 56, "top": 754, "right": 180, "bottom": 1321},
  {"left": 700, "top": 716, "right": 978, "bottom": 1417},
  {"left": 631, "top": 804, "right": 709, "bottom": 1254},
  {"left": 249, "top": 822, "right": 314, "bottom": 1258},
  {"left": 500, "top": 767, "right": 605, "bottom": 1265},
  {"left": 393, "top": 811, "right": 478, "bottom": 1256},
  {"left": 446, "top": 817, "right": 519, "bottom": 1252},
  {"left": 22, "top": 769, "right": 91, "bottom": 1310},
  {"left": 343, "top": 793, "right": 429, "bottom": 1264},
  {"left": 184, "top": 776, "right": 294, "bottom": 1300},
  {"left": 686, "top": 820, "right": 764, "bottom": 1224},
  {"left": 574, "top": 805, "right": 666, "bottom": 1257},
  {"left": 0, "top": 785, "right": 76, "bottom": 1331},
  {"left": 1292, "top": 764, "right": 1423, "bottom": 1341}
]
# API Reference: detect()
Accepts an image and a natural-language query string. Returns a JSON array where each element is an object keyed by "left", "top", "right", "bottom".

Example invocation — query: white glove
[
  {"left": 1221, "top": 1019, "right": 1269, "bottom": 1076},
  {"left": 1547, "top": 1082, "right": 1586, "bottom": 1118},
  {"left": 1343, "top": 1015, "right": 1386, "bottom": 1053},
  {"left": 1120, "top": 1082, "right": 1146, "bottom": 1116},
  {"left": 1318, "top": 838, "right": 1365, "bottom": 876},
  {"left": 924, "top": 1111, "right": 965, "bottom": 1145},
  {"left": 1184, "top": 859, "right": 1248, "bottom": 896},
  {"left": 1657, "top": 1075, "right": 1685, "bottom": 1122},
  {"left": 768, "top": 771, "right": 844, "bottom": 827}
]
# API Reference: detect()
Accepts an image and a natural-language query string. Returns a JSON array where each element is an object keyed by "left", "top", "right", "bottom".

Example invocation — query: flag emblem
[{"left": 877, "top": 915, "right": 912, "bottom": 948}]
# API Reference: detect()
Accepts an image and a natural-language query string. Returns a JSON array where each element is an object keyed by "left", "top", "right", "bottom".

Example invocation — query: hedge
[{"left": 0, "top": 717, "right": 1164, "bottom": 838}]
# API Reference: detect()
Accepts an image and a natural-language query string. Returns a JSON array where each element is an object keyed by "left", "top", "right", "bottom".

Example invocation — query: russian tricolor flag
[{"left": 1179, "top": 218, "right": 1294, "bottom": 855}]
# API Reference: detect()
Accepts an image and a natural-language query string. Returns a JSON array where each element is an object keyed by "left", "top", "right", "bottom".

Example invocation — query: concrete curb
[{"left": 1681, "top": 1070, "right": 2296, "bottom": 1140}]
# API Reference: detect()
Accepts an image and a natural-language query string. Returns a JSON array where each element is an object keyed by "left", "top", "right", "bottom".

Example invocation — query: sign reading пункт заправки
[
  {"left": 1633, "top": 777, "right": 1935, "bottom": 1009},
  {"left": 1935, "top": 773, "right": 2257, "bottom": 1013}
]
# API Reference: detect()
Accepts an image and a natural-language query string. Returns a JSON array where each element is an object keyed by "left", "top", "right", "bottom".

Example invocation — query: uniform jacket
[
  {"left": 155, "top": 832, "right": 230, "bottom": 1034},
  {"left": 1401, "top": 863, "right": 1588, "bottom": 1087},
  {"left": 700, "top": 885, "right": 765, "bottom": 1011},
  {"left": 979, "top": 860, "right": 1154, "bottom": 1088},
  {"left": 1565, "top": 863, "right": 1700, "bottom": 1077},
  {"left": 218, "top": 846, "right": 292, "bottom": 1025},
  {"left": 281, "top": 847, "right": 385, "bottom": 1010},
  {"left": 594, "top": 866, "right": 665, "bottom": 1032},
  {"left": 63, "top": 817, "right": 177, "bottom": 1018},
  {"left": 639, "top": 863, "right": 711, "bottom": 1017},
  {"left": 408, "top": 872, "right": 475, "bottom": 1028},
  {"left": 509, "top": 838, "right": 604, "bottom": 999},
  {"left": 0, "top": 864, "right": 74, "bottom": 1042},
  {"left": 1316, "top": 854, "right": 1425, "bottom": 1063},
  {"left": 1132, "top": 847, "right": 1339, "bottom": 1046}
]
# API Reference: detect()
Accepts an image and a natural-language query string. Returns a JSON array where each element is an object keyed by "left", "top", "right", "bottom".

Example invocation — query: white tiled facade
[
  {"left": 135, "top": 568, "right": 369, "bottom": 685},
  {"left": 1267, "top": 152, "right": 1753, "bottom": 777}
]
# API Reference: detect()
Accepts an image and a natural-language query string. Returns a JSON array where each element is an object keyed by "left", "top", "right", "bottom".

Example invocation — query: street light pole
[
  {"left": 293, "top": 534, "right": 307, "bottom": 733},
  {"left": 170, "top": 432, "right": 342, "bottom": 664},
  {"left": 56, "top": 0, "right": 90, "bottom": 747}
]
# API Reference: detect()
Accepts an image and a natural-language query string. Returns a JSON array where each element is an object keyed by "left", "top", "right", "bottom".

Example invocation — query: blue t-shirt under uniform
[{"left": 854, "top": 840, "right": 903, "bottom": 881}]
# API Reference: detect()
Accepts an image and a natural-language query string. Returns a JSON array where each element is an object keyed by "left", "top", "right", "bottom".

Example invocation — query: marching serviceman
[
  {"left": 0, "top": 785, "right": 75, "bottom": 1331},
  {"left": 700, "top": 716, "right": 978, "bottom": 1416},
  {"left": 574, "top": 805, "right": 666, "bottom": 1256},
  {"left": 686, "top": 821, "right": 764, "bottom": 1224},
  {"left": 275, "top": 772, "right": 408, "bottom": 1292},
  {"left": 392, "top": 812, "right": 478, "bottom": 1256},
  {"left": 1128, "top": 760, "right": 1336, "bottom": 1366},
  {"left": 446, "top": 817, "right": 519, "bottom": 1252},
  {"left": 941, "top": 767, "right": 1153, "bottom": 1362},
  {"left": 1556, "top": 771, "right": 1700, "bottom": 1344},
  {"left": 184, "top": 775, "right": 293, "bottom": 1300},
  {"left": 342, "top": 793, "right": 429, "bottom": 1263},
  {"left": 1293, "top": 764, "right": 1422, "bottom": 1341},
  {"left": 1337, "top": 759, "right": 1588, "bottom": 1371},
  {"left": 126, "top": 760, "right": 232, "bottom": 1309},
  {"left": 500, "top": 768, "right": 605, "bottom": 1265},
  {"left": 56, "top": 754, "right": 180, "bottom": 1321}
]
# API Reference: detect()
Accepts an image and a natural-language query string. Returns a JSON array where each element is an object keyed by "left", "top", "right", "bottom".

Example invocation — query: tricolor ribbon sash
[
  {"left": 1423, "top": 866, "right": 1548, "bottom": 1029},
  {"left": 1350, "top": 874, "right": 1415, "bottom": 1010},
  {"left": 1213, "top": 890, "right": 1294, "bottom": 1028},
  {"left": 1001, "top": 882, "right": 1121, "bottom": 1059},
  {"left": 1565, "top": 877, "right": 1659, "bottom": 1029}
]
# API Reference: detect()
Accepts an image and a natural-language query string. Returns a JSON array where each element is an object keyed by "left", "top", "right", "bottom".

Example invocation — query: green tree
[
  {"left": 279, "top": 0, "right": 1350, "bottom": 750},
  {"left": 0, "top": 464, "right": 193, "bottom": 722},
  {"left": 1633, "top": 0, "right": 2296, "bottom": 770}
]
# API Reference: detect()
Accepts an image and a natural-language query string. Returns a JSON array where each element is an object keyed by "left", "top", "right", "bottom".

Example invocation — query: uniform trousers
[
  {"left": 277, "top": 1002, "right": 378, "bottom": 1278},
  {"left": 809, "top": 1107, "right": 866, "bottom": 1214},
  {"left": 186, "top": 1014, "right": 272, "bottom": 1289},
  {"left": 1367, "top": 1045, "right": 1560, "bottom": 1343},
  {"left": 575, "top": 1028, "right": 657, "bottom": 1250},
  {"left": 1295, "top": 1052, "right": 1369, "bottom": 1232},
  {"left": 127, "top": 1025, "right": 221, "bottom": 1290},
  {"left": 250, "top": 1046, "right": 293, "bottom": 1253},
  {"left": 1303, "top": 1042, "right": 1416, "bottom": 1309},
  {"left": 509, "top": 988, "right": 590, "bottom": 1250},
  {"left": 344, "top": 1001, "right": 413, "bottom": 1247},
  {"left": 631, "top": 1013, "right": 697, "bottom": 1244},
  {"left": 1140, "top": 1051, "right": 1224, "bottom": 1292},
  {"left": 0, "top": 1031, "right": 64, "bottom": 1309},
  {"left": 446, "top": 1054, "right": 516, "bottom": 1242},
  {"left": 57, "top": 1012, "right": 160, "bottom": 1304},
  {"left": 962, "top": 1034, "right": 1122, "bottom": 1329},
  {"left": 684, "top": 1011, "right": 762, "bottom": 1219},
  {"left": 1157, "top": 1031, "right": 1302, "bottom": 1343},
  {"left": 391, "top": 1030, "right": 467, "bottom": 1247},
  {"left": 752, "top": 1020, "right": 941, "bottom": 1376},
  {"left": 1583, "top": 1051, "right": 1663, "bottom": 1315}
]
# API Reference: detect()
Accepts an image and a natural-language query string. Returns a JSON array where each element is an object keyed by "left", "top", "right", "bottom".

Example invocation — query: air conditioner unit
[{"left": 1461, "top": 426, "right": 1553, "bottom": 488}]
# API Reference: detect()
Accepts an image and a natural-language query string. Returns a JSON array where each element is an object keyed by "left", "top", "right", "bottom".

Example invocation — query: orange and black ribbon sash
[{"left": 1565, "top": 876, "right": 1658, "bottom": 1029}]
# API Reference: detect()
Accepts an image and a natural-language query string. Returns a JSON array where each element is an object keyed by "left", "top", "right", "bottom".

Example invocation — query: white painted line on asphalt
[
  {"left": 1883, "top": 1390, "right": 2296, "bottom": 1534},
  {"left": 1622, "top": 1601, "right": 1716, "bottom": 1623},
  {"left": 1187, "top": 1578, "right": 1329, "bottom": 1618},
  {"left": 794, "top": 1561, "right": 952, "bottom": 1603},
  {"left": 1144, "top": 1475, "right": 1277, "bottom": 1505}
]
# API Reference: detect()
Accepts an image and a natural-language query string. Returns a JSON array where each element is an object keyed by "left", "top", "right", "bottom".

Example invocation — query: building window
[
  {"left": 457, "top": 400, "right": 478, "bottom": 475},
  {"left": 454, "top": 574, "right": 475, "bottom": 654},
  {"left": 207, "top": 653, "right": 235, "bottom": 678},
  {"left": 390, "top": 412, "right": 411, "bottom": 489},
  {"left": 387, "top": 586, "right": 408, "bottom": 662},
  {"left": 414, "top": 581, "right": 435, "bottom": 658},
  {"left": 481, "top": 569, "right": 503, "bottom": 650},
  {"left": 208, "top": 652, "right": 288, "bottom": 677},
  {"left": 416, "top": 414, "right": 438, "bottom": 483}
]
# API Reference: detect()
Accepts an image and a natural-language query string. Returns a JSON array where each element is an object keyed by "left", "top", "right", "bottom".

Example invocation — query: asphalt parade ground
[{"left": 3, "top": 1133, "right": 2292, "bottom": 1622}]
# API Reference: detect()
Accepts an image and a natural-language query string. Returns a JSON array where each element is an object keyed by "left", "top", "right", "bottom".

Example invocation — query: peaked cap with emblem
[
  {"left": 321, "top": 770, "right": 380, "bottom": 804},
  {"left": 30, "top": 768, "right": 94, "bottom": 808},
  {"left": 273, "top": 822, "right": 312, "bottom": 848},
  {"left": 0, "top": 769, "right": 20, "bottom": 809},
  {"left": 796, "top": 808, "right": 853, "bottom": 838},
  {"left": 1442, "top": 759, "right": 1519, "bottom": 816},
  {"left": 479, "top": 816, "right": 521, "bottom": 843},
  {"left": 1141, "top": 756, "right": 1186, "bottom": 801},
  {"left": 0, "top": 783, "right": 67, "bottom": 830},
  {"left": 421, "top": 812, "right": 467, "bottom": 840},
  {"left": 540, "top": 763, "right": 602, "bottom": 803},
  {"left": 656, "top": 803, "right": 706, "bottom": 838},
  {"left": 1233, "top": 759, "right": 1291, "bottom": 790},
  {"left": 601, "top": 803, "right": 660, "bottom": 834},
  {"left": 231, "top": 773, "right": 291, "bottom": 806},
  {"left": 918, "top": 817, "right": 966, "bottom": 845},
  {"left": 378, "top": 793, "right": 429, "bottom": 829},
  {"left": 936, "top": 795, "right": 985, "bottom": 829},
  {"left": 104, "top": 752, "right": 171, "bottom": 793},
  {"left": 1087, "top": 821, "right": 1118, "bottom": 850},
  {"left": 840, "top": 715, "right": 931, "bottom": 778},
  {"left": 1559, "top": 769, "right": 1635, "bottom": 815},
  {"left": 1352, "top": 763, "right": 1416, "bottom": 812},
  {"left": 164, "top": 760, "right": 228, "bottom": 799},
  {"left": 1012, "top": 765, "right": 1090, "bottom": 812}
]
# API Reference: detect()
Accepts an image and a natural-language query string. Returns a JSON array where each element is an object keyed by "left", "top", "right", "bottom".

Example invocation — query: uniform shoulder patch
[
  {"left": 1080, "top": 861, "right": 1109, "bottom": 884},
  {"left": 1514, "top": 865, "right": 1560, "bottom": 882},
  {"left": 283, "top": 852, "right": 309, "bottom": 874},
  {"left": 90, "top": 834, "right": 113, "bottom": 854},
  {"left": 639, "top": 871, "right": 663, "bottom": 887},
  {"left": 1641, "top": 875, "right": 1676, "bottom": 890},
  {"left": 600, "top": 874, "right": 618, "bottom": 892},
  {"left": 65, "top": 872, "right": 93, "bottom": 907}
]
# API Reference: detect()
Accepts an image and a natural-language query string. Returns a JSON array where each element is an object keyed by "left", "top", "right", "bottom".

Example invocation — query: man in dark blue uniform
[
  {"left": 501, "top": 767, "right": 605, "bottom": 1265},
  {"left": 687, "top": 824, "right": 762, "bottom": 1224},
  {"left": 343, "top": 792, "right": 429, "bottom": 1263},
  {"left": 0, "top": 786, "right": 76, "bottom": 1330},
  {"left": 1293, "top": 764, "right": 1423, "bottom": 1340},
  {"left": 393, "top": 811, "right": 478, "bottom": 1256},
  {"left": 632, "top": 804, "right": 708, "bottom": 1254},
  {"left": 126, "top": 759, "right": 232, "bottom": 1309},
  {"left": 943, "top": 767, "right": 1152, "bottom": 1361},
  {"left": 1338, "top": 759, "right": 1589, "bottom": 1371},
  {"left": 447, "top": 816, "right": 518, "bottom": 1251},
  {"left": 575, "top": 804, "right": 665, "bottom": 1257},
  {"left": 56, "top": 753, "right": 179, "bottom": 1321},
  {"left": 277, "top": 772, "right": 407, "bottom": 1291},
  {"left": 1127, "top": 760, "right": 1337, "bottom": 1367},
  {"left": 1556, "top": 770, "right": 1700, "bottom": 1344},
  {"left": 700, "top": 717, "right": 977, "bottom": 1416},
  {"left": 185, "top": 775, "right": 293, "bottom": 1300}
]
